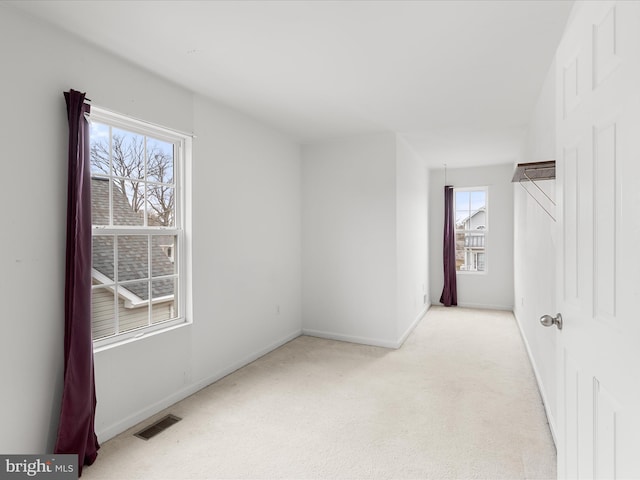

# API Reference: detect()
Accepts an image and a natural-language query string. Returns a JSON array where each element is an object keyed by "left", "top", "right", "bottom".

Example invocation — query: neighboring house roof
[
  {"left": 91, "top": 177, "right": 175, "bottom": 302},
  {"left": 456, "top": 207, "right": 486, "bottom": 229},
  {"left": 92, "top": 177, "right": 144, "bottom": 226}
]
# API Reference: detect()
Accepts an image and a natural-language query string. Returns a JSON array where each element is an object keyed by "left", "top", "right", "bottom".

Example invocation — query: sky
[{"left": 455, "top": 189, "right": 486, "bottom": 224}]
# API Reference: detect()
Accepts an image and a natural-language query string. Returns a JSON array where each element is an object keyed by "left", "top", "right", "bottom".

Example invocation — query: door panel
[
  {"left": 563, "top": 146, "right": 578, "bottom": 303},
  {"left": 593, "top": 378, "right": 618, "bottom": 480},
  {"left": 556, "top": 2, "right": 640, "bottom": 479},
  {"left": 562, "top": 351, "right": 579, "bottom": 479},
  {"left": 593, "top": 121, "right": 617, "bottom": 322}
]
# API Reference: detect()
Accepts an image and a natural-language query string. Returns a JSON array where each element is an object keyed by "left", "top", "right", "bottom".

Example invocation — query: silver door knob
[{"left": 540, "top": 313, "right": 563, "bottom": 330}]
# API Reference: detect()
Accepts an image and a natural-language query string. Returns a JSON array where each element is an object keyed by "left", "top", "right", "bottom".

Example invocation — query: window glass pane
[
  {"left": 91, "top": 178, "right": 110, "bottom": 225},
  {"left": 151, "top": 278, "right": 177, "bottom": 324},
  {"left": 151, "top": 278, "right": 175, "bottom": 300},
  {"left": 456, "top": 210, "right": 469, "bottom": 227},
  {"left": 147, "top": 185, "right": 174, "bottom": 227},
  {"left": 112, "top": 128, "right": 145, "bottom": 180},
  {"left": 455, "top": 191, "right": 469, "bottom": 210},
  {"left": 152, "top": 235, "right": 177, "bottom": 277},
  {"left": 90, "top": 122, "right": 111, "bottom": 177},
  {"left": 91, "top": 286, "right": 116, "bottom": 340},
  {"left": 456, "top": 232, "right": 486, "bottom": 272},
  {"left": 118, "top": 281, "right": 150, "bottom": 333},
  {"left": 147, "top": 138, "right": 174, "bottom": 184},
  {"left": 477, "top": 252, "right": 486, "bottom": 272},
  {"left": 112, "top": 180, "right": 144, "bottom": 226},
  {"left": 455, "top": 232, "right": 465, "bottom": 270},
  {"left": 93, "top": 235, "right": 115, "bottom": 283},
  {"left": 470, "top": 190, "right": 486, "bottom": 210},
  {"left": 468, "top": 210, "right": 486, "bottom": 230},
  {"left": 465, "top": 232, "right": 485, "bottom": 248},
  {"left": 118, "top": 235, "right": 149, "bottom": 282}
]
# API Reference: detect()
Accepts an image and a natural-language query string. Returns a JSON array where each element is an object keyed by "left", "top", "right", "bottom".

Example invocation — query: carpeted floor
[{"left": 82, "top": 307, "right": 556, "bottom": 479}]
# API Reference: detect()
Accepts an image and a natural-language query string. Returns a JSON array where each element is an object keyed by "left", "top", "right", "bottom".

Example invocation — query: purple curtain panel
[
  {"left": 439, "top": 185, "right": 457, "bottom": 307},
  {"left": 54, "top": 89, "right": 99, "bottom": 475}
]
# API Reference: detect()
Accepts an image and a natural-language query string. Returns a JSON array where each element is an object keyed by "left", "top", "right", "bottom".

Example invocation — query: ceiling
[{"left": 10, "top": 0, "right": 573, "bottom": 168}]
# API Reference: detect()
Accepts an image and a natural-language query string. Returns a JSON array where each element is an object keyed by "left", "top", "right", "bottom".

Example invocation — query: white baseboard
[
  {"left": 396, "top": 304, "right": 430, "bottom": 348},
  {"left": 303, "top": 304, "right": 430, "bottom": 350},
  {"left": 301, "top": 328, "right": 399, "bottom": 349},
  {"left": 456, "top": 302, "right": 514, "bottom": 311},
  {"left": 513, "top": 311, "right": 557, "bottom": 446},
  {"left": 96, "top": 328, "right": 302, "bottom": 443}
]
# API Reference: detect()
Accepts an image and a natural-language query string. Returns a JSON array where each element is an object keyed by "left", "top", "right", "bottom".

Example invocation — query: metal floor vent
[{"left": 134, "top": 414, "right": 182, "bottom": 440}]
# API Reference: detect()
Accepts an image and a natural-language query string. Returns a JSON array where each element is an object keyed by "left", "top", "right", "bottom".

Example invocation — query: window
[
  {"left": 89, "top": 108, "right": 190, "bottom": 347},
  {"left": 454, "top": 187, "right": 487, "bottom": 273}
]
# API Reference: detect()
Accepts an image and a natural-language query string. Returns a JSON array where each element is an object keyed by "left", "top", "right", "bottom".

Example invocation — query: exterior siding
[{"left": 92, "top": 286, "right": 174, "bottom": 340}]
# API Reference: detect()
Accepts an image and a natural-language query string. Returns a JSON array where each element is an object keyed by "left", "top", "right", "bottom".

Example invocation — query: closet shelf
[{"left": 511, "top": 160, "right": 555, "bottom": 182}]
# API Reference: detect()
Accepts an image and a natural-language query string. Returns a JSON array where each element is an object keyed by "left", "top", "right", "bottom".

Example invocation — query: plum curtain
[
  {"left": 54, "top": 89, "right": 99, "bottom": 475},
  {"left": 439, "top": 185, "right": 457, "bottom": 306}
]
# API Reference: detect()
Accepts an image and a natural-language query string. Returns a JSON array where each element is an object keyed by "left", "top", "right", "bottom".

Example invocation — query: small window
[
  {"left": 454, "top": 187, "right": 487, "bottom": 273},
  {"left": 89, "top": 108, "right": 190, "bottom": 347}
]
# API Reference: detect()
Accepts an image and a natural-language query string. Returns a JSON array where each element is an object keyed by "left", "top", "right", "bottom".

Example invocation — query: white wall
[
  {"left": 190, "top": 95, "right": 302, "bottom": 387},
  {"left": 429, "top": 164, "right": 514, "bottom": 310},
  {"left": 396, "top": 138, "right": 430, "bottom": 341},
  {"left": 302, "top": 133, "right": 429, "bottom": 348},
  {"left": 301, "top": 133, "right": 399, "bottom": 347},
  {"left": 0, "top": 4, "right": 301, "bottom": 452},
  {"left": 513, "top": 60, "right": 557, "bottom": 439}
]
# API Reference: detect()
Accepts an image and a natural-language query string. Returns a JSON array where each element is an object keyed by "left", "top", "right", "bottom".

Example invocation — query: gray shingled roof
[{"left": 92, "top": 177, "right": 175, "bottom": 301}]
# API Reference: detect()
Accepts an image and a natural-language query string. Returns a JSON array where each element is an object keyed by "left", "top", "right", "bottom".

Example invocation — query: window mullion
[
  {"left": 108, "top": 125, "right": 114, "bottom": 227},
  {"left": 93, "top": 227, "right": 179, "bottom": 236},
  {"left": 148, "top": 233, "right": 152, "bottom": 328},
  {"left": 114, "top": 233, "right": 120, "bottom": 336},
  {"left": 143, "top": 135, "right": 148, "bottom": 228}
]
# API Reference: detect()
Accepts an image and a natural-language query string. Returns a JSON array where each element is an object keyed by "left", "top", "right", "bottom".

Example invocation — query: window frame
[
  {"left": 89, "top": 107, "right": 191, "bottom": 350},
  {"left": 453, "top": 186, "right": 488, "bottom": 275}
]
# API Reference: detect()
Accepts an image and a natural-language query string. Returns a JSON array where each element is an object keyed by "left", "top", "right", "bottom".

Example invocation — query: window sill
[{"left": 93, "top": 319, "right": 191, "bottom": 354}]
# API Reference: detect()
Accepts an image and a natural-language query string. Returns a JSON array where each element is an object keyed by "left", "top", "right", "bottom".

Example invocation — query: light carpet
[{"left": 83, "top": 307, "right": 556, "bottom": 479}]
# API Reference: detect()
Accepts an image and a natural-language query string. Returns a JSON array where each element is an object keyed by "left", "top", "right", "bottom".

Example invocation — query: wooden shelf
[{"left": 511, "top": 160, "right": 555, "bottom": 182}]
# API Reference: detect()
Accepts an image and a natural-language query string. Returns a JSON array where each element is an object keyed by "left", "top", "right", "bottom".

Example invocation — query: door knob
[{"left": 540, "top": 313, "right": 563, "bottom": 330}]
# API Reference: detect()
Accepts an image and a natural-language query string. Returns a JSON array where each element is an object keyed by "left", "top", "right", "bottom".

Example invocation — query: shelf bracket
[{"left": 512, "top": 161, "right": 556, "bottom": 222}]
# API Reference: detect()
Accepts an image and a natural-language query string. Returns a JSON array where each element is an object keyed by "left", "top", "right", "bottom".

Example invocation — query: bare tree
[
  {"left": 91, "top": 133, "right": 174, "bottom": 226},
  {"left": 147, "top": 151, "right": 175, "bottom": 226}
]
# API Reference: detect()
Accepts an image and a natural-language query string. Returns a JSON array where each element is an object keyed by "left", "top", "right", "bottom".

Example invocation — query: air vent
[{"left": 134, "top": 414, "right": 182, "bottom": 440}]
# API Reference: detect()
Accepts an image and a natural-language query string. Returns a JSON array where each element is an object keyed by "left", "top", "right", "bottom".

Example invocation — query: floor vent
[{"left": 134, "top": 414, "right": 182, "bottom": 440}]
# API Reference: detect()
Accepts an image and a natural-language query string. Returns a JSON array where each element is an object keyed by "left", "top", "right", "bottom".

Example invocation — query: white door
[{"left": 555, "top": 1, "right": 640, "bottom": 479}]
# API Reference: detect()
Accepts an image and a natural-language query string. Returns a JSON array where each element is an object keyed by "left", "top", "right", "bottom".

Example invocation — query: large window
[
  {"left": 455, "top": 187, "right": 487, "bottom": 273},
  {"left": 90, "top": 108, "right": 189, "bottom": 347}
]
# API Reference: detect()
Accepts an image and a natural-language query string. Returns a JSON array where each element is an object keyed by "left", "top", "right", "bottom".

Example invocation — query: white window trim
[
  {"left": 454, "top": 186, "right": 488, "bottom": 275},
  {"left": 90, "top": 106, "right": 192, "bottom": 350}
]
